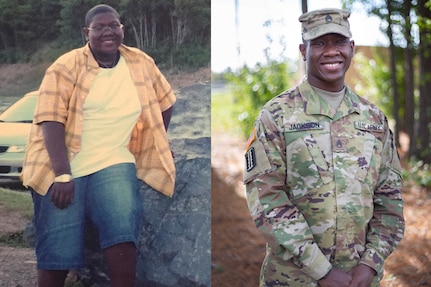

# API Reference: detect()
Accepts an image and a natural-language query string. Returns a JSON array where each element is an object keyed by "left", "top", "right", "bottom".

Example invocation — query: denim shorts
[{"left": 32, "top": 163, "right": 142, "bottom": 270}]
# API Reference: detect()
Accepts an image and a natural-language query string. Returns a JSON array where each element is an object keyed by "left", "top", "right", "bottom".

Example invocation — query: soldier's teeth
[{"left": 325, "top": 63, "right": 339, "bottom": 67}]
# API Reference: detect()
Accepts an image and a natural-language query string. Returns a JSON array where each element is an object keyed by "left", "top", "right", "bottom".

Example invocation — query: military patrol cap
[{"left": 299, "top": 8, "right": 352, "bottom": 41}]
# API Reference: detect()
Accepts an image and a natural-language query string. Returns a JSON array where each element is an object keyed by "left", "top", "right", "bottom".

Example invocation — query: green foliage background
[
  {"left": 223, "top": 60, "right": 296, "bottom": 139},
  {"left": 0, "top": 0, "right": 210, "bottom": 69}
]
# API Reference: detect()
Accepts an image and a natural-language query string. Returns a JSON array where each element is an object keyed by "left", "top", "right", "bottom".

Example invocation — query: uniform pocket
[
  {"left": 355, "top": 132, "right": 377, "bottom": 182},
  {"left": 285, "top": 133, "right": 333, "bottom": 201},
  {"left": 303, "top": 134, "right": 333, "bottom": 185}
]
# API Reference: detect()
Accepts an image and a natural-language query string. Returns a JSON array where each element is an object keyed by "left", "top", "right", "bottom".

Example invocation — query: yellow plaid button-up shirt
[{"left": 22, "top": 43, "right": 176, "bottom": 197}]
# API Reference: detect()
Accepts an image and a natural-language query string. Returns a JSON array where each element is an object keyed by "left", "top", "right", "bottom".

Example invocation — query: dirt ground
[
  {"left": 0, "top": 200, "right": 37, "bottom": 287},
  {"left": 211, "top": 131, "right": 431, "bottom": 287},
  {"left": 211, "top": 133, "right": 266, "bottom": 287}
]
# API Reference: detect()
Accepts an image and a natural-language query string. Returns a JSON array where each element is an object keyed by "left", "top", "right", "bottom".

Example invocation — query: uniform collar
[{"left": 298, "top": 80, "right": 361, "bottom": 120}]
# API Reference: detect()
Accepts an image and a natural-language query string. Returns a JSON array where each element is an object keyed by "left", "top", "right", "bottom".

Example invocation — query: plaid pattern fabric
[{"left": 22, "top": 43, "right": 176, "bottom": 197}]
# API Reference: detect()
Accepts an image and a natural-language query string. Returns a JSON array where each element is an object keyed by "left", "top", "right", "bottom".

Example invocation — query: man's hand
[
  {"left": 347, "top": 264, "right": 376, "bottom": 287},
  {"left": 51, "top": 181, "right": 74, "bottom": 209},
  {"left": 319, "top": 267, "right": 352, "bottom": 287}
]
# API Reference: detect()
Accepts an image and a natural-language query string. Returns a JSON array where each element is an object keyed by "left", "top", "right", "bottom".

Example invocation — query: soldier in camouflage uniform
[{"left": 244, "top": 8, "right": 404, "bottom": 287}]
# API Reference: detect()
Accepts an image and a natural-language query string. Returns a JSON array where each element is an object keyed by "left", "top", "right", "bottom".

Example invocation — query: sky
[{"left": 211, "top": 0, "right": 388, "bottom": 73}]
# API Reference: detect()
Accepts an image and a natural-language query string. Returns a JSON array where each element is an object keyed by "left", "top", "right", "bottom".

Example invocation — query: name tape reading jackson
[{"left": 287, "top": 121, "right": 324, "bottom": 132}]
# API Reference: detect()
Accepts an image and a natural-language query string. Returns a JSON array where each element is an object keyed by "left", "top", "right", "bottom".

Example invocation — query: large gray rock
[
  {"left": 80, "top": 82, "right": 211, "bottom": 286},
  {"left": 136, "top": 82, "right": 211, "bottom": 286}
]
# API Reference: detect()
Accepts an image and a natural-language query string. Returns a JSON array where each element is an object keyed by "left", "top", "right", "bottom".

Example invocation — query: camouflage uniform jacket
[{"left": 244, "top": 80, "right": 404, "bottom": 286}]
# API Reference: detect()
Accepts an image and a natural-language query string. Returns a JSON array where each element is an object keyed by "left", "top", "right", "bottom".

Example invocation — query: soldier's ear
[
  {"left": 350, "top": 40, "right": 355, "bottom": 57},
  {"left": 299, "top": 43, "right": 307, "bottom": 61}
]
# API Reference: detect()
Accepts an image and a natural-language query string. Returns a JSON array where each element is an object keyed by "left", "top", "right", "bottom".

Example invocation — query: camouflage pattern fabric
[
  {"left": 244, "top": 80, "right": 404, "bottom": 286},
  {"left": 299, "top": 8, "right": 352, "bottom": 41}
]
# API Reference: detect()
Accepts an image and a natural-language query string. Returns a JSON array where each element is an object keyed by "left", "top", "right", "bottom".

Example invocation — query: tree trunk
[
  {"left": 139, "top": 14, "right": 148, "bottom": 49},
  {"left": 386, "top": 0, "right": 401, "bottom": 148},
  {"left": 403, "top": 0, "right": 415, "bottom": 157},
  {"left": 0, "top": 31, "right": 10, "bottom": 49},
  {"left": 418, "top": 0, "right": 431, "bottom": 162},
  {"left": 129, "top": 17, "right": 142, "bottom": 50},
  {"left": 151, "top": 14, "right": 156, "bottom": 49}
]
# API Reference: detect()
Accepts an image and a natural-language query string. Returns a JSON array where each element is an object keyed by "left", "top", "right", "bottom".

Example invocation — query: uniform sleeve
[
  {"left": 244, "top": 108, "right": 332, "bottom": 280},
  {"left": 360, "top": 123, "right": 405, "bottom": 277}
]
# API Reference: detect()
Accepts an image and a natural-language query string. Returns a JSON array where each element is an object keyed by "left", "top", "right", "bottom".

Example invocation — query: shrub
[{"left": 225, "top": 60, "right": 295, "bottom": 139}]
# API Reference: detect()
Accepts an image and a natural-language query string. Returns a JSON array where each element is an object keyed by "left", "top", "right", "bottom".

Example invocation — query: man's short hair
[{"left": 85, "top": 4, "right": 120, "bottom": 27}]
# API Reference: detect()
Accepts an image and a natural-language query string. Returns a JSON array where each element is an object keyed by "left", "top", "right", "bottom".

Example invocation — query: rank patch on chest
[
  {"left": 245, "top": 147, "right": 256, "bottom": 172},
  {"left": 333, "top": 137, "right": 348, "bottom": 153}
]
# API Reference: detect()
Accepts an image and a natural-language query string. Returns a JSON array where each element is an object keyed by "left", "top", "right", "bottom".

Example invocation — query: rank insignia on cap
[
  {"left": 245, "top": 147, "right": 256, "bottom": 172},
  {"left": 299, "top": 8, "right": 352, "bottom": 41}
]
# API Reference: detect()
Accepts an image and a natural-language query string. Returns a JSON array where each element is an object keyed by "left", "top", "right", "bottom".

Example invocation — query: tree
[
  {"left": 349, "top": 0, "right": 431, "bottom": 163},
  {"left": 126, "top": 0, "right": 156, "bottom": 50},
  {"left": 0, "top": 0, "right": 61, "bottom": 62},
  {"left": 123, "top": 0, "right": 210, "bottom": 68},
  {"left": 226, "top": 60, "right": 294, "bottom": 138},
  {"left": 384, "top": 0, "right": 403, "bottom": 149},
  {"left": 417, "top": 0, "right": 431, "bottom": 162},
  {"left": 402, "top": 0, "right": 416, "bottom": 157},
  {"left": 0, "top": 0, "right": 209, "bottom": 69}
]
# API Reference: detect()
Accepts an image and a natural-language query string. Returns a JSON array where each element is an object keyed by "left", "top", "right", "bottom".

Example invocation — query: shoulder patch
[
  {"left": 243, "top": 133, "right": 275, "bottom": 183},
  {"left": 245, "top": 147, "right": 256, "bottom": 172},
  {"left": 245, "top": 128, "right": 256, "bottom": 151}
]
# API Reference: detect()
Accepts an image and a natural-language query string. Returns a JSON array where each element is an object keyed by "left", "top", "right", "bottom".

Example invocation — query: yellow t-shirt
[{"left": 70, "top": 56, "right": 141, "bottom": 177}]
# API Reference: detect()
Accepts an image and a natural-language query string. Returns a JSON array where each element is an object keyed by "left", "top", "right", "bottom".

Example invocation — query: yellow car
[{"left": 0, "top": 91, "right": 38, "bottom": 179}]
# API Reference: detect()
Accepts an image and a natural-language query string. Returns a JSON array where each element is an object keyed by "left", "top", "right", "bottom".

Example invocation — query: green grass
[
  {"left": 211, "top": 90, "right": 242, "bottom": 136},
  {"left": 0, "top": 188, "right": 33, "bottom": 247},
  {"left": 0, "top": 231, "right": 28, "bottom": 247},
  {"left": 0, "top": 188, "right": 33, "bottom": 219}
]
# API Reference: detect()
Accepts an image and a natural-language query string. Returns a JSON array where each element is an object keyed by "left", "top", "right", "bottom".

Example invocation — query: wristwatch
[{"left": 54, "top": 174, "right": 73, "bottom": 183}]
